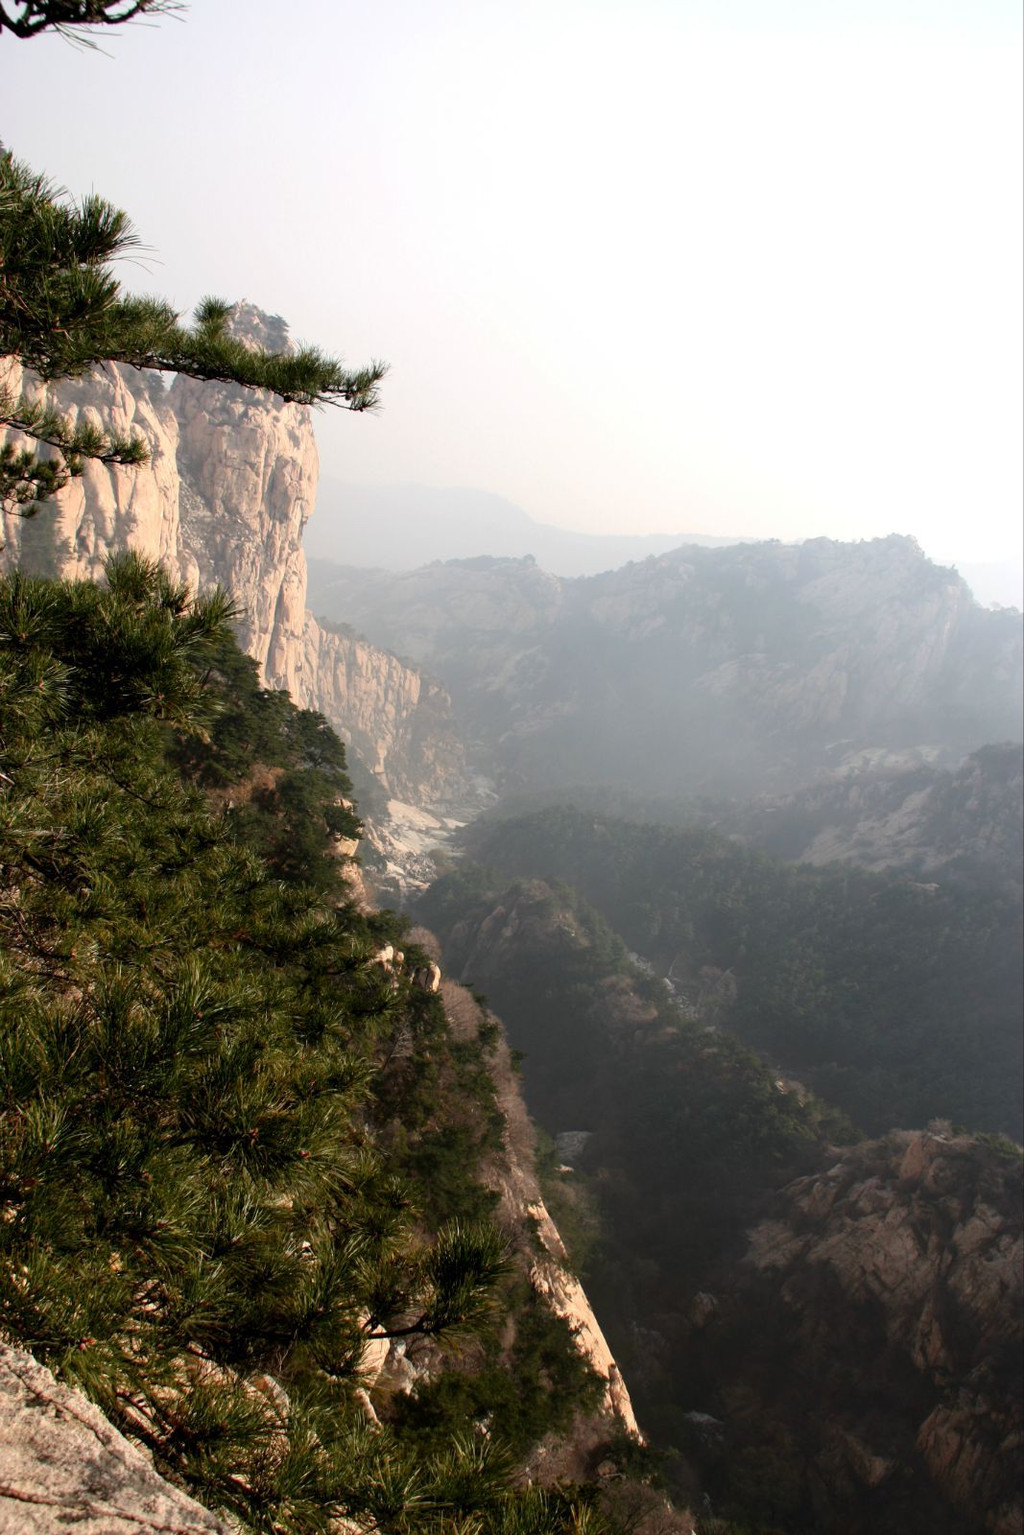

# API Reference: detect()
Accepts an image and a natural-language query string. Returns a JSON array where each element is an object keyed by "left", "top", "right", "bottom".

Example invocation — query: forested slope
[
  {"left": 448, "top": 807, "right": 1023, "bottom": 1139},
  {"left": 0, "top": 559, "right": 655, "bottom": 1535},
  {"left": 417, "top": 863, "right": 1023, "bottom": 1535}
]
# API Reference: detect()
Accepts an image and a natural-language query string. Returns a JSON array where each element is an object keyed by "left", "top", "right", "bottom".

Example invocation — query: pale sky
[{"left": 3, "top": 0, "right": 1022, "bottom": 581}]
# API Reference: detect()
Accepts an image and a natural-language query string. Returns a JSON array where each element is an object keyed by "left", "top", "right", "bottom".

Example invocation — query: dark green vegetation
[
  {"left": 0, "top": 149, "right": 386, "bottom": 509},
  {"left": 0, "top": 559, "right": 618, "bottom": 1534},
  {"left": 393, "top": 1280, "right": 605, "bottom": 1462},
  {"left": 417, "top": 869, "right": 836, "bottom": 1517},
  {"left": 447, "top": 807, "right": 1023, "bottom": 1140},
  {"left": 418, "top": 833, "right": 1023, "bottom": 1534}
]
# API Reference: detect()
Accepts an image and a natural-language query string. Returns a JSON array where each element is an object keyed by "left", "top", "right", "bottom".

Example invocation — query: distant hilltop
[
  {"left": 305, "top": 477, "right": 749, "bottom": 578},
  {"left": 307, "top": 535, "right": 1024, "bottom": 804},
  {"left": 306, "top": 478, "right": 1023, "bottom": 608}
]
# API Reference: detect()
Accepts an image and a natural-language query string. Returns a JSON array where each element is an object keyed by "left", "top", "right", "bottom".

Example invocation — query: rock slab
[{"left": 0, "top": 1342, "right": 233, "bottom": 1534}]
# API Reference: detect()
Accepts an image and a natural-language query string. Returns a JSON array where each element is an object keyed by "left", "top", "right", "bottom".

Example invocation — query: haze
[{"left": 4, "top": 0, "right": 1022, "bottom": 599}]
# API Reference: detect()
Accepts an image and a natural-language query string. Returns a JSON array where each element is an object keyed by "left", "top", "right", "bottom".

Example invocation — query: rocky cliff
[
  {"left": 703, "top": 1130, "right": 1024, "bottom": 1535},
  {"left": 307, "top": 539, "right": 1023, "bottom": 801},
  {"left": 720, "top": 741, "right": 1024, "bottom": 884},
  {"left": 0, "top": 317, "right": 468, "bottom": 809}
]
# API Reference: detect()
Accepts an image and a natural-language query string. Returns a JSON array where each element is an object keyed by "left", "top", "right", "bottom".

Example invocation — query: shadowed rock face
[
  {"left": 0, "top": 315, "right": 469, "bottom": 809},
  {"left": 705, "top": 1131, "right": 1023, "bottom": 1535},
  {"left": 0, "top": 1342, "right": 235, "bottom": 1533}
]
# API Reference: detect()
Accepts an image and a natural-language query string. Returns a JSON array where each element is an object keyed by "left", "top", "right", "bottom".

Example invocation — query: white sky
[{"left": 3, "top": 0, "right": 1022, "bottom": 576}]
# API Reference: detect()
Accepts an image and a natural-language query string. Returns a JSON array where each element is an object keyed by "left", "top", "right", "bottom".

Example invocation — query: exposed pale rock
[
  {"left": 529, "top": 1248, "right": 642, "bottom": 1437},
  {"left": 1, "top": 320, "right": 468, "bottom": 812},
  {"left": 0, "top": 1341, "right": 234, "bottom": 1533},
  {"left": 1, "top": 358, "right": 181, "bottom": 582},
  {"left": 471, "top": 999, "right": 642, "bottom": 1440}
]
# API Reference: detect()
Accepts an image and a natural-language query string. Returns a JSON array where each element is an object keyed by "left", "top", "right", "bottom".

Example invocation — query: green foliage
[
  {"left": 0, "top": 150, "right": 387, "bottom": 509},
  {"left": 391, "top": 1280, "right": 605, "bottom": 1461},
  {"left": 167, "top": 632, "right": 363, "bottom": 898},
  {"left": 455, "top": 806, "right": 1023, "bottom": 1140},
  {"left": 372, "top": 997, "right": 506, "bottom": 1232},
  {"left": 0, "top": 559, "right": 603, "bottom": 1533}
]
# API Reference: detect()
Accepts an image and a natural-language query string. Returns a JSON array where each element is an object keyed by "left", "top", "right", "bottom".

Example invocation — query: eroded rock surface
[
  {"left": 729, "top": 1130, "right": 1024, "bottom": 1535},
  {"left": 0, "top": 1341, "right": 234, "bottom": 1534}
]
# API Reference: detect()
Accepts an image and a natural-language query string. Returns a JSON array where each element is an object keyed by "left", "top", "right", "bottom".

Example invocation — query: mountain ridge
[
  {"left": 307, "top": 536, "right": 1023, "bottom": 809},
  {"left": 306, "top": 477, "right": 748, "bottom": 578}
]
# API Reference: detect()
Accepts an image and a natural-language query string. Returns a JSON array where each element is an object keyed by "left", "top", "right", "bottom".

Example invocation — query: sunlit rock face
[
  {"left": 732, "top": 1130, "right": 1023, "bottom": 1535},
  {"left": 0, "top": 356, "right": 183, "bottom": 582},
  {"left": 167, "top": 302, "right": 314, "bottom": 687},
  {"left": 717, "top": 740, "right": 1024, "bottom": 884},
  {"left": 0, "top": 311, "right": 469, "bottom": 809},
  {"left": 0, "top": 1342, "right": 234, "bottom": 1534}
]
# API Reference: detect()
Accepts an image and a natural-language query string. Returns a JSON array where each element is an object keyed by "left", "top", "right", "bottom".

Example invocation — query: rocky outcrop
[
  {"left": 290, "top": 616, "right": 468, "bottom": 806},
  {"left": 171, "top": 308, "right": 318, "bottom": 686},
  {"left": 726, "top": 1130, "right": 1024, "bottom": 1535},
  {"left": 720, "top": 741, "right": 1024, "bottom": 885},
  {"left": 0, "top": 1342, "right": 235, "bottom": 1534},
  {"left": 0, "top": 357, "right": 183, "bottom": 582},
  {"left": 1, "top": 317, "right": 469, "bottom": 810},
  {"left": 470, "top": 975, "right": 643, "bottom": 1442}
]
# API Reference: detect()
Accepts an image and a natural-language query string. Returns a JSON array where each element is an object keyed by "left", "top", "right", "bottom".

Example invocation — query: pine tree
[
  {"left": 0, "top": 150, "right": 387, "bottom": 509},
  {"left": 0, "top": 1, "right": 177, "bottom": 41},
  {"left": 0, "top": 556, "right": 618, "bottom": 1533}
]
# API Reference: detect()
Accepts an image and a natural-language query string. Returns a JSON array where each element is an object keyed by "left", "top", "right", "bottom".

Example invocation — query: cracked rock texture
[
  {"left": 730, "top": 1130, "right": 1024, "bottom": 1535},
  {"left": 0, "top": 1341, "right": 235, "bottom": 1534}
]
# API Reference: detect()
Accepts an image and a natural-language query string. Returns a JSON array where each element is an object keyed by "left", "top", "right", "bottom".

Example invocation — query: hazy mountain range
[
  {"left": 307, "top": 479, "right": 1023, "bottom": 609},
  {"left": 307, "top": 536, "right": 1023, "bottom": 805},
  {"left": 306, "top": 478, "right": 749, "bottom": 577}
]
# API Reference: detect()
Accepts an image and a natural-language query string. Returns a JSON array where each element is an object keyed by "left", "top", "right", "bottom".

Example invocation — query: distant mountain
[
  {"left": 307, "top": 536, "right": 1024, "bottom": 804},
  {"left": 305, "top": 478, "right": 746, "bottom": 576},
  {"left": 717, "top": 741, "right": 1024, "bottom": 885}
]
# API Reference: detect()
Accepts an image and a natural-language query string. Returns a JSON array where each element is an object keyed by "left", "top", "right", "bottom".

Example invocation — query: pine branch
[
  {"left": 0, "top": 1, "right": 182, "bottom": 42},
  {"left": 1, "top": 152, "right": 388, "bottom": 410},
  {"left": 1, "top": 385, "right": 148, "bottom": 511}
]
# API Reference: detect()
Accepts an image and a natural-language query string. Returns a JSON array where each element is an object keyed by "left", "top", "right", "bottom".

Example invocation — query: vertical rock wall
[{"left": 0, "top": 319, "right": 468, "bottom": 808}]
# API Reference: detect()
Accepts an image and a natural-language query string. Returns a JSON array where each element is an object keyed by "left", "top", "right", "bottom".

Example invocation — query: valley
[{"left": 1, "top": 315, "right": 1021, "bottom": 1535}]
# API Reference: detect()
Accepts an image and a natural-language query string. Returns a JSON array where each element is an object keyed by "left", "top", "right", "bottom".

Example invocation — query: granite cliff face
[
  {"left": 0, "top": 1343, "right": 235, "bottom": 1535},
  {"left": 1, "top": 355, "right": 183, "bottom": 581},
  {"left": 0, "top": 316, "right": 468, "bottom": 809},
  {"left": 718, "top": 741, "right": 1024, "bottom": 885},
  {"left": 307, "top": 539, "right": 1023, "bottom": 801},
  {"left": 709, "top": 1130, "right": 1024, "bottom": 1535}
]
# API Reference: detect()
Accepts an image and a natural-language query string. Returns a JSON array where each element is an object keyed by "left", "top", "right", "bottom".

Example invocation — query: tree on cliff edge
[{"left": 0, "top": 150, "right": 388, "bottom": 510}]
